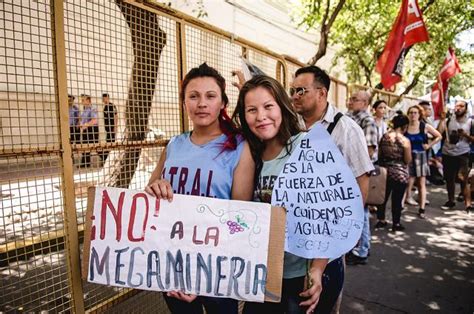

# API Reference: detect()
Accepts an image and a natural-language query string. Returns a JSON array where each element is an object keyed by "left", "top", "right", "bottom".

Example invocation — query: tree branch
[
  {"left": 308, "top": 0, "right": 346, "bottom": 65},
  {"left": 327, "top": 0, "right": 346, "bottom": 29},
  {"left": 400, "top": 63, "right": 428, "bottom": 96},
  {"left": 421, "top": 0, "right": 435, "bottom": 13},
  {"left": 322, "top": 0, "right": 331, "bottom": 28}
]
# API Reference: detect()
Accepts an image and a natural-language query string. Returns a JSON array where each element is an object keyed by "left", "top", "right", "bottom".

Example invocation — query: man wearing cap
[{"left": 102, "top": 93, "right": 117, "bottom": 161}]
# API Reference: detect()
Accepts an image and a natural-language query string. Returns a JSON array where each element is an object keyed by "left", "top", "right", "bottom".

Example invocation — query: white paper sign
[
  {"left": 271, "top": 125, "right": 364, "bottom": 258},
  {"left": 87, "top": 187, "right": 272, "bottom": 302}
]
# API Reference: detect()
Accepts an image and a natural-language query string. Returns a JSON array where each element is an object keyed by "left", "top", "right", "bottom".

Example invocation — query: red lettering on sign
[
  {"left": 100, "top": 190, "right": 124, "bottom": 241},
  {"left": 128, "top": 193, "right": 149, "bottom": 242}
]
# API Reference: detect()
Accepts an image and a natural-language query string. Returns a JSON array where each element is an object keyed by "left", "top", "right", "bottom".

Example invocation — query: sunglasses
[{"left": 289, "top": 86, "right": 322, "bottom": 97}]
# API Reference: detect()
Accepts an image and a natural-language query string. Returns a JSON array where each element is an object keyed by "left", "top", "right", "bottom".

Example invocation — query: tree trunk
[
  {"left": 308, "top": 0, "right": 346, "bottom": 65},
  {"left": 309, "top": 27, "right": 328, "bottom": 65},
  {"left": 98, "top": 0, "right": 167, "bottom": 188}
]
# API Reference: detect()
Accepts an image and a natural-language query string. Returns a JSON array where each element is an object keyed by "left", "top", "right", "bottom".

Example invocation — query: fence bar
[
  {"left": 177, "top": 20, "right": 188, "bottom": 133},
  {"left": 50, "top": 1, "right": 85, "bottom": 312}
]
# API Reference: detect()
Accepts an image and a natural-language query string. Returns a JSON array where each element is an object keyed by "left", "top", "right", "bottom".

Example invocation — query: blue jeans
[
  {"left": 352, "top": 207, "right": 370, "bottom": 258},
  {"left": 243, "top": 257, "right": 344, "bottom": 314}
]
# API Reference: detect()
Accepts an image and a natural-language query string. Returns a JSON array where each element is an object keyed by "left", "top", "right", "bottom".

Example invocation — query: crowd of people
[
  {"left": 68, "top": 93, "right": 117, "bottom": 168},
  {"left": 138, "top": 62, "right": 472, "bottom": 313},
  {"left": 344, "top": 91, "right": 473, "bottom": 267}
]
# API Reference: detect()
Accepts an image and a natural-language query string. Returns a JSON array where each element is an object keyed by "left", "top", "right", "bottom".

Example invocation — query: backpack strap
[
  {"left": 327, "top": 112, "right": 343, "bottom": 135},
  {"left": 443, "top": 117, "right": 451, "bottom": 142},
  {"left": 470, "top": 118, "right": 474, "bottom": 136}
]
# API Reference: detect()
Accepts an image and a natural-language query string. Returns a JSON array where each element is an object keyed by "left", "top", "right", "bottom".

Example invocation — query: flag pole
[{"left": 438, "top": 73, "right": 445, "bottom": 111}]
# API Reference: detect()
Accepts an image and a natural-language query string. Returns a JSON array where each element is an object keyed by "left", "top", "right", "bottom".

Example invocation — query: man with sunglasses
[{"left": 291, "top": 66, "right": 374, "bottom": 313}]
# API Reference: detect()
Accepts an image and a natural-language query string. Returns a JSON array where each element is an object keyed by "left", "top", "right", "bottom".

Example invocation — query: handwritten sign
[
  {"left": 271, "top": 125, "right": 364, "bottom": 259},
  {"left": 82, "top": 187, "right": 285, "bottom": 302}
]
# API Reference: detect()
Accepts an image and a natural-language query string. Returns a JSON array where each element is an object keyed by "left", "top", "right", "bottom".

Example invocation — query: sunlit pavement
[{"left": 342, "top": 184, "right": 474, "bottom": 313}]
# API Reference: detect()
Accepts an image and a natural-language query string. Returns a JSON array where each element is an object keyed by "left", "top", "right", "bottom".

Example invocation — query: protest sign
[
  {"left": 271, "top": 124, "right": 364, "bottom": 259},
  {"left": 82, "top": 187, "right": 285, "bottom": 302}
]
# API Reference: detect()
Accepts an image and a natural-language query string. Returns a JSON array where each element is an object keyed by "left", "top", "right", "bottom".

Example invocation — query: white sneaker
[{"left": 406, "top": 197, "right": 419, "bottom": 206}]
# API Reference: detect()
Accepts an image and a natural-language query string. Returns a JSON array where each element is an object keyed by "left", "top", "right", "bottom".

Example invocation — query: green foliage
[{"left": 293, "top": 0, "right": 474, "bottom": 96}]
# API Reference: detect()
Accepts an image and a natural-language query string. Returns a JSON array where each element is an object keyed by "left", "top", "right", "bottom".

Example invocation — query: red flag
[
  {"left": 376, "top": 0, "right": 429, "bottom": 89},
  {"left": 431, "top": 80, "right": 448, "bottom": 119},
  {"left": 439, "top": 47, "right": 462, "bottom": 82},
  {"left": 431, "top": 48, "right": 462, "bottom": 118}
]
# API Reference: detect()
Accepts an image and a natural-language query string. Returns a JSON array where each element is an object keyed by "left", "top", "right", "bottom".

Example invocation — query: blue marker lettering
[
  {"left": 115, "top": 247, "right": 129, "bottom": 285},
  {"left": 89, "top": 246, "right": 110, "bottom": 284},
  {"left": 227, "top": 257, "right": 245, "bottom": 298},
  {"left": 214, "top": 256, "right": 227, "bottom": 296},
  {"left": 196, "top": 253, "right": 212, "bottom": 294},
  {"left": 127, "top": 247, "right": 144, "bottom": 287}
]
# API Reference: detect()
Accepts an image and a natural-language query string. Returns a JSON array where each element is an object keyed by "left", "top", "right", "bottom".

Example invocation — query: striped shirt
[{"left": 347, "top": 110, "right": 379, "bottom": 162}]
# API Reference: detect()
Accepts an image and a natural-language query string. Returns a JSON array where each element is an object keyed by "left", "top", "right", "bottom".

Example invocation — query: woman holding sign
[
  {"left": 146, "top": 63, "right": 255, "bottom": 314},
  {"left": 233, "top": 75, "right": 343, "bottom": 314}
]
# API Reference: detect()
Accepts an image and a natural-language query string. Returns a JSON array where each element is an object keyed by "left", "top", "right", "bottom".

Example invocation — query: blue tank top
[
  {"left": 162, "top": 132, "right": 245, "bottom": 199},
  {"left": 405, "top": 123, "right": 427, "bottom": 152}
]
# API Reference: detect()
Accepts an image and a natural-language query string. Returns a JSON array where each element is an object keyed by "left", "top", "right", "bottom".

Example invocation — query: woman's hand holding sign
[
  {"left": 167, "top": 291, "right": 198, "bottom": 303},
  {"left": 145, "top": 179, "right": 174, "bottom": 202}
]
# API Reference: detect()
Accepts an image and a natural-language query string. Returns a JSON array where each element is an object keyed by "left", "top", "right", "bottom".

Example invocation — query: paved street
[{"left": 341, "top": 184, "right": 473, "bottom": 313}]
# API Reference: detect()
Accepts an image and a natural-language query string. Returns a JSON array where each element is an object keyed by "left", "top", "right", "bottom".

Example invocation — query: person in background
[
  {"left": 438, "top": 100, "right": 473, "bottom": 213},
  {"left": 420, "top": 100, "right": 444, "bottom": 188},
  {"left": 146, "top": 63, "right": 254, "bottom": 314},
  {"left": 372, "top": 100, "right": 388, "bottom": 145},
  {"left": 345, "top": 90, "right": 378, "bottom": 266},
  {"left": 420, "top": 101, "right": 435, "bottom": 126},
  {"left": 68, "top": 94, "right": 80, "bottom": 144},
  {"left": 368, "top": 99, "right": 389, "bottom": 214},
  {"left": 375, "top": 112, "right": 412, "bottom": 231},
  {"left": 101, "top": 93, "right": 117, "bottom": 162},
  {"left": 79, "top": 95, "right": 99, "bottom": 168},
  {"left": 404, "top": 105, "right": 441, "bottom": 218}
]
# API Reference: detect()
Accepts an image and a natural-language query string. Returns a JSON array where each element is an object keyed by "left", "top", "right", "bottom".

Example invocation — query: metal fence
[{"left": 0, "top": 1, "right": 422, "bottom": 312}]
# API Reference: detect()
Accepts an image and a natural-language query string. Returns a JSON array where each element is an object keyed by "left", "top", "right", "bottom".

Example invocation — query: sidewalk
[{"left": 341, "top": 184, "right": 474, "bottom": 313}]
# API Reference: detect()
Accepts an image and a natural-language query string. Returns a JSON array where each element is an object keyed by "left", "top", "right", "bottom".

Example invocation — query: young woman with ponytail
[{"left": 146, "top": 63, "right": 255, "bottom": 314}]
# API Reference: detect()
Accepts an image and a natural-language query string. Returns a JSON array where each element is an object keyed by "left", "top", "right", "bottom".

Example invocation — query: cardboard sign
[
  {"left": 271, "top": 125, "right": 364, "bottom": 259},
  {"left": 82, "top": 187, "right": 285, "bottom": 303}
]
